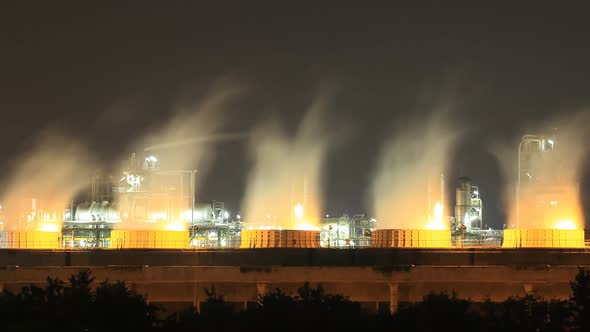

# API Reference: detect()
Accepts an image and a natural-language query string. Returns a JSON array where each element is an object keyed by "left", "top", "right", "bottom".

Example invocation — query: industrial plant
[
  {"left": 0, "top": 128, "right": 589, "bottom": 318},
  {"left": 0, "top": 130, "right": 582, "bottom": 250}
]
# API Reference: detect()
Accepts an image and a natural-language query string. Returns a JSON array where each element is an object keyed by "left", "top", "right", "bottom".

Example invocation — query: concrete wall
[{"left": 1, "top": 248, "right": 589, "bottom": 314}]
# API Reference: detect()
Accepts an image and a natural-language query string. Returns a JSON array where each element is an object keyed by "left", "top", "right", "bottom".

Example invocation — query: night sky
[{"left": 2, "top": 2, "right": 590, "bottom": 228}]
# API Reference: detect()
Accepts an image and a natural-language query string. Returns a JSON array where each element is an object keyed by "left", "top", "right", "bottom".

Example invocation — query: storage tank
[
  {"left": 455, "top": 177, "right": 472, "bottom": 231},
  {"left": 240, "top": 229, "right": 320, "bottom": 248},
  {"left": 74, "top": 201, "right": 120, "bottom": 223},
  {"left": 182, "top": 204, "right": 215, "bottom": 223}
]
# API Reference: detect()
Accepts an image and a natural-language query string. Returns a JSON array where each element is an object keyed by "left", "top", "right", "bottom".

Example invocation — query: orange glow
[
  {"left": 372, "top": 229, "right": 451, "bottom": 248},
  {"left": 554, "top": 219, "right": 576, "bottom": 230},
  {"left": 38, "top": 223, "right": 59, "bottom": 232},
  {"left": 149, "top": 212, "right": 167, "bottom": 221},
  {"left": 503, "top": 228, "right": 584, "bottom": 248},
  {"left": 294, "top": 203, "right": 304, "bottom": 221},
  {"left": 295, "top": 222, "right": 320, "bottom": 231},
  {"left": 511, "top": 186, "right": 584, "bottom": 230},
  {"left": 164, "top": 221, "right": 186, "bottom": 231},
  {"left": 424, "top": 202, "right": 447, "bottom": 230}
]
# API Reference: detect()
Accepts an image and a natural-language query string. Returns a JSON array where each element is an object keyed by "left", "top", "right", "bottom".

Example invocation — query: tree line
[{"left": 2, "top": 269, "right": 590, "bottom": 331}]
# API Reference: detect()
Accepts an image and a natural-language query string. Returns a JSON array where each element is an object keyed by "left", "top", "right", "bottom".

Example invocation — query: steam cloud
[
  {"left": 371, "top": 111, "right": 460, "bottom": 230},
  {"left": 113, "top": 79, "right": 245, "bottom": 231},
  {"left": 241, "top": 96, "right": 330, "bottom": 229},
  {"left": 492, "top": 111, "right": 590, "bottom": 229},
  {"left": 0, "top": 133, "right": 96, "bottom": 231}
]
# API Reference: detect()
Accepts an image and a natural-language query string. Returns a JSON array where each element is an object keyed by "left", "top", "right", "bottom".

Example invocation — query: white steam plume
[
  {"left": 241, "top": 96, "right": 330, "bottom": 230},
  {"left": 371, "top": 111, "right": 460, "bottom": 230}
]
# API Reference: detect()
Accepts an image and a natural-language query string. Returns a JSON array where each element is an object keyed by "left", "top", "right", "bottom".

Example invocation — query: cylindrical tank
[
  {"left": 74, "top": 201, "right": 120, "bottom": 223},
  {"left": 455, "top": 177, "right": 472, "bottom": 231},
  {"left": 183, "top": 204, "right": 215, "bottom": 223},
  {"left": 240, "top": 229, "right": 320, "bottom": 248},
  {"left": 371, "top": 229, "right": 451, "bottom": 248}
]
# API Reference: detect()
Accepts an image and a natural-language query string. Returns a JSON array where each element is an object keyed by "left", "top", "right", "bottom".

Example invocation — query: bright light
[
  {"left": 434, "top": 202, "right": 443, "bottom": 219},
  {"left": 224, "top": 211, "right": 230, "bottom": 219},
  {"left": 547, "top": 139, "right": 554, "bottom": 145},
  {"left": 554, "top": 219, "right": 576, "bottom": 230},
  {"left": 550, "top": 200, "right": 558, "bottom": 206},
  {"left": 237, "top": 214, "right": 241, "bottom": 219},
  {"left": 165, "top": 222, "right": 186, "bottom": 231},
  {"left": 425, "top": 202, "right": 447, "bottom": 230},
  {"left": 295, "top": 223, "right": 320, "bottom": 231},
  {"left": 247, "top": 225, "right": 281, "bottom": 230},
  {"left": 150, "top": 212, "right": 167, "bottom": 220},
  {"left": 149, "top": 155, "right": 158, "bottom": 162},
  {"left": 39, "top": 223, "right": 59, "bottom": 232},
  {"left": 294, "top": 203, "right": 304, "bottom": 221}
]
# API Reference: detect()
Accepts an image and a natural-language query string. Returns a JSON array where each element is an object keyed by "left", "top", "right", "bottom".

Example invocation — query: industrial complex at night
[
  {"left": 0, "top": 131, "right": 581, "bottom": 250},
  {"left": 3, "top": 5, "right": 590, "bottom": 327},
  {"left": 0, "top": 132, "right": 588, "bottom": 314}
]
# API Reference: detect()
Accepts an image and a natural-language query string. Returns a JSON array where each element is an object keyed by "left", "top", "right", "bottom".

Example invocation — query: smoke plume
[
  {"left": 0, "top": 132, "right": 96, "bottom": 231},
  {"left": 492, "top": 111, "right": 590, "bottom": 229},
  {"left": 241, "top": 96, "right": 331, "bottom": 229},
  {"left": 371, "top": 111, "right": 460, "bottom": 230},
  {"left": 113, "top": 79, "right": 246, "bottom": 230}
]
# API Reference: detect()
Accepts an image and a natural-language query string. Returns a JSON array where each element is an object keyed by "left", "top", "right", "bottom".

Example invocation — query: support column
[
  {"left": 389, "top": 283, "right": 399, "bottom": 315},
  {"left": 193, "top": 282, "right": 200, "bottom": 312},
  {"left": 256, "top": 283, "right": 268, "bottom": 298}
]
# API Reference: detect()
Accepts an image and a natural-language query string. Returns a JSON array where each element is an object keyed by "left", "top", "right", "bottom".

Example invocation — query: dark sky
[{"left": 2, "top": 2, "right": 590, "bottom": 228}]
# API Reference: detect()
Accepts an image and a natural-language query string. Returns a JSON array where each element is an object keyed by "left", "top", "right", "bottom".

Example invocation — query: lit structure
[
  {"left": 57, "top": 153, "right": 240, "bottom": 248},
  {"left": 371, "top": 229, "right": 451, "bottom": 248},
  {"left": 109, "top": 229, "right": 189, "bottom": 249},
  {"left": 240, "top": 200, "right": 322, "bottom": 248},
  {"left": 516, "top": 134, "right": 554, "bottom": 227},
  {"left": 454, "top": 177, "right": 483, "bottom": 232},
  {"left": 0, "top": 230, "right": 61, "bottom": 249},
  {"left": 320, "top": 214, "right": 374, "bottom": 247},
  {"left": 502, "top": 229, "right": 584, "bottom": 248},
  {"left": 508, "top": 133, "right": 585, "bottom": 247},
  {"left": 240, "top": 229, "right": 320, "bottom": 248}
]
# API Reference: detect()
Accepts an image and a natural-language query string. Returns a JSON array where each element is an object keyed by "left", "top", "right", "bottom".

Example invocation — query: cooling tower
[
  {"left": 502, "top": 229, "right": 584, "bottom": 248},
  {"left": 0, "top": 231, "right": 62, "bottom": 249},
  {"left": 371, "top": 229, "right": 451, "bottom": 248},
  {"left": 109, "top": 230, "right": 189, "bottom": 249},
  {"left": 240, "top": 229, "right": 320, "bottom": 248}
]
